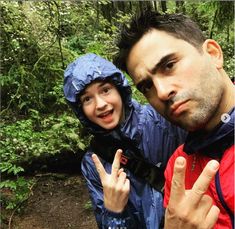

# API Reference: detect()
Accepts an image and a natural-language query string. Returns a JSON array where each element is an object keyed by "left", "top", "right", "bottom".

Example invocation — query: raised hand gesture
[
  {"left": 92, "top": 149, "right": 130, "bottom": 213},
  {"left": 165, "top": 156, "right": 220, "bottom": 229}
]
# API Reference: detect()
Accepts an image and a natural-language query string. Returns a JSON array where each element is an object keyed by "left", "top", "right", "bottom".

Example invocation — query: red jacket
[{"left": 164, "top": 144, "right": 234, "bottom": 229}]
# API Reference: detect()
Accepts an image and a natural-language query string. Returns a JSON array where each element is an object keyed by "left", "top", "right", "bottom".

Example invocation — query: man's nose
[
  {"left": 95, "top": 96, "right": 107, "bottom": 109},
  {"left": 153, "top": 78, "right": 176, "bottom": 101}
]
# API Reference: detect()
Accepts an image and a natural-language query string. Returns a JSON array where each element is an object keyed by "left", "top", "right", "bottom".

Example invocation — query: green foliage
[
  {"left": 1, "top": 113, "right": 87, "bottom": 165},
  {"left": 0, "top": 1, "right": 74, "bottom": 114},
  {"left": 214, "top": 35, "right": 234, "bottom": 77},
  {"left": 209, "top": 1, "right": 234, "bottom": 30},
  {"left": 84, "top": 200, "right": 93, "bottom": 210},
  {"left": 1, "top": 113, "right": 87, "bottom": 212},
  {"left": 1, "top": 177, "right": 34, "bottom": 210},
  {"left": 2, "top": 0, "right": 233, "bottom": 116}
]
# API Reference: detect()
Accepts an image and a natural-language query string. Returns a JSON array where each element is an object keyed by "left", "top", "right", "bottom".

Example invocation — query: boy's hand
[
  {"left": 165, "top": 156, "right": 220, "bottom": 229},
  {"left": 92, "top": 149, "right": 130, "bottom": 213}
]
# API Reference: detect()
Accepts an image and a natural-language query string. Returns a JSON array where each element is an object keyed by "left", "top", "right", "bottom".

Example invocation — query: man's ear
[{"left": 202, "top": 39, "right": 223, "bottom": 69}]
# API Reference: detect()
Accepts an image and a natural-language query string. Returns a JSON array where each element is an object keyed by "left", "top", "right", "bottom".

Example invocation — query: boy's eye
[
  {"left": 102, "top": 86, "right": 111, "bottom": 93},
  {"left": 81, "top": 96, "right": 91, "bottom": 104}
]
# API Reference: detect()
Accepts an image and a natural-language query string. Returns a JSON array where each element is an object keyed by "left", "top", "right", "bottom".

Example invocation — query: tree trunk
[
  {"left": 160, "top": 0, "right": 167, "bottom": 13},
  {"left": 139, "top": 1, "right": 143, "bottom": 14},
  {"left": 129, "top": 1, "right": 132, "bottom": 12},
  {"left": 210, "top": 8, "right": 218, "bottom": 39},
  {"left": 175, "top": 1, "right": 185, "bottom": 13},
  {"left": 96, "top": 1, "right": 99, "bottom": 26},
  {"left": 100, "top": 2, "right": 112, "bottom": 22},
  {"left": 144, "top": 1, "right": 153, "bottom": 11},
  {"left": 153, "top": 1, "right": 158, "bottom": 11},
  {"left": 227, "top": 24, "right": 230, "bottom": 43},
  {"left": 119, "top": 1, "right": 125, "bottom": 12},
  {"left": 53, "top": 1, "right": 65, "bottom": 69}
]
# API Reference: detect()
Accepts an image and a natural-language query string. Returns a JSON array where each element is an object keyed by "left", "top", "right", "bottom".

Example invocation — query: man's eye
[
  {"left": 138, "top": 79, "right": 153, "bottom": 95},
  {"left": 164, "top": 61, "right": 175, "bottom": 71}
]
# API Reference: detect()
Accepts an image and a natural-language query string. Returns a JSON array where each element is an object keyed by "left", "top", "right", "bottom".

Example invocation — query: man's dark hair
[{"left": 114, "top": 9, "right": 205, "bottom": 73}]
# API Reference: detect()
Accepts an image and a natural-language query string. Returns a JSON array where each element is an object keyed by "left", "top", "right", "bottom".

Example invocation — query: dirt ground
[{"left": 2, "top": 174, "right": 98, "bottom": 229}]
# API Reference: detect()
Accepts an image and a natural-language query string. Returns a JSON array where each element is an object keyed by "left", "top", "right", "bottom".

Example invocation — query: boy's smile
[{"left": 97, "top": 109, "right": 115, "bottom": 123}]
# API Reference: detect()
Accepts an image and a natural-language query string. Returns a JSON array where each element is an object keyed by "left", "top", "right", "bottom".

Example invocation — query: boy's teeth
[{"left": 100, "top": 110, "right": 112, "bottom": 117}]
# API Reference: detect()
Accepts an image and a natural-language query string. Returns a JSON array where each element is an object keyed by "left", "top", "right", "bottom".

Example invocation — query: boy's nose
[{"left": 96, "top": 96, "right": 107, "bottom": 109}]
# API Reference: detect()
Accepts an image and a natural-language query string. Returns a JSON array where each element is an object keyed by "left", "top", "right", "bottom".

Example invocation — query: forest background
[{"left": 1, "top": 0, "right": 234, "bottom": 225}]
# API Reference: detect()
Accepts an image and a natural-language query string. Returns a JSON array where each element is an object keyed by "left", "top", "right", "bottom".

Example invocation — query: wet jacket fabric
[
  {"left": 164, "top": 108, "right": 234, "bottom": 229},
  {"left": 64, "top": 53, "right": 187, "bottom": 229}
]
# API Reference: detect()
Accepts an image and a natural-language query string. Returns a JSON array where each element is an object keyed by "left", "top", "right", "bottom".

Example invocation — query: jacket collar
[{"left": 183, "top": 107, "right": 234, "bottom": 159}]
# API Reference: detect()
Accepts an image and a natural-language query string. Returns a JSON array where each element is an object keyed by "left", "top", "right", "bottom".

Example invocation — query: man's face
[{"left": 127, "top": 29, "right": 224, "bottom": 131}]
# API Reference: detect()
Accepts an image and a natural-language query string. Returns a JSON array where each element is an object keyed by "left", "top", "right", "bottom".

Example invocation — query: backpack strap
[
  {"left": 215, "top": 171, "right": 234, "bottom": 228},
  {"left": 91, "top": 134, "right": 165, "bottom": 193}
]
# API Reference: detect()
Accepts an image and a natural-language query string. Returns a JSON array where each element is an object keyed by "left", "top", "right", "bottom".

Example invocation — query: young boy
[{"left": 63, "top": 53, "right": 186, "bottom": 229}]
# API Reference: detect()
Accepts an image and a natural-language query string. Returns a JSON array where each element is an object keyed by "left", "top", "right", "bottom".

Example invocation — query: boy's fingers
[
  {"left": 92, "top": 154, "right": 106, "bottom": 181},
  {"left": 123, "top": 178, "right": 130, "bottom": 193},
  {"left": 118, "top": 168, "right": 124, "bottom": 176},
  {"left": 111, "top": 149, "right": 122, "bottom": 178},
  {"left": 191, "top": 160, "right": 219, "bottom": 205},
  {"left": 116, "top": 171, "right": 127, "bottom": 189},
  {"left": 168, "top": 156, "right": 186, "bottom": 205}
]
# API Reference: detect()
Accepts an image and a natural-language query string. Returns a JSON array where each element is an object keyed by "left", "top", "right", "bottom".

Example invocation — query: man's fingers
[
  {"left": 168, "top": 156, "right": 186, "bottom": 205},
  {"left": 204, "top": 205, "right": 220, "bottom": 229},
  {"left": 191, "top": 160, "right": 219, "bottom": 205},
  {"left": 92, "top": 154, "right": 106, "bottom": 181},
  {"left": 111, "top": 149, "right": 122, "bottom": 178},
  {"left": 198, "top": 194, "right": 213, "bottom": 215}
]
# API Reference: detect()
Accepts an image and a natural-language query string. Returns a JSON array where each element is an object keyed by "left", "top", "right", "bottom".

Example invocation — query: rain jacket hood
[{"left": 63, "top": 53, "right": 132, "bottom": 133}]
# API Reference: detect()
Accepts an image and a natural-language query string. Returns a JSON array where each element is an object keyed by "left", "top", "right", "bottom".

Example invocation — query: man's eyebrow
[
  {"left": 150, "top": 53, "right": 175, "bottom": 74},
  {"left": 135, "top": 53, "right": 176, "bottom": 92}
]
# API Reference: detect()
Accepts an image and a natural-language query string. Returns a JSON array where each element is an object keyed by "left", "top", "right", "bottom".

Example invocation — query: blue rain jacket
[{"left": 63, "top": 53, "right": 187, "bottom": 229}]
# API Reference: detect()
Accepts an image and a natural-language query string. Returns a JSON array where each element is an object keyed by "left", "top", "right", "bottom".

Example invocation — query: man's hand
[
  {"left": 92, "top": 149, "right": 130, "bottom": 213},
  {"left": 165, "top": 156, "right": 220, "bottom": 229}
]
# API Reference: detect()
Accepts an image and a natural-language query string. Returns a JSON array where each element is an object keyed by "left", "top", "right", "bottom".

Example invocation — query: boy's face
[
  {"left": 126, "top": 29, "right": 224, "bottom": 131},
  {"left": 80, "top": 81, "right": 123, "bottom": 130}
]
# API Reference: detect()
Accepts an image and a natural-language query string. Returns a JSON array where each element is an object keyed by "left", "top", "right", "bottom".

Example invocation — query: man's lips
[{"left": 170, "top": 100, "right": 189, "bottom": 117}]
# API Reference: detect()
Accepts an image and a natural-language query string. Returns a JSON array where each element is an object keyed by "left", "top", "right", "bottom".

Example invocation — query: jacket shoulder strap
[
  {"left": 215, "top": 171, "right": 234, "bottom": 228},
  {"left": 91, "top": 135, "right": 165, "bottom": 193}
]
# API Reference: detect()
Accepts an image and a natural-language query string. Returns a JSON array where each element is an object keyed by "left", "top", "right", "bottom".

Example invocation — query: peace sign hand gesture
[
  {"left": 165, "top": 156, "right": 220, "bottom": 229},
  {"left": 92, "top": 149, "right": 130, "bottom": 213}
]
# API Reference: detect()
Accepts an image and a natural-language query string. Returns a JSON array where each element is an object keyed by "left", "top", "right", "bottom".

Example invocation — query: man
[{"left": 115, "top": 10, "right": 234, "bottom": 229}]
